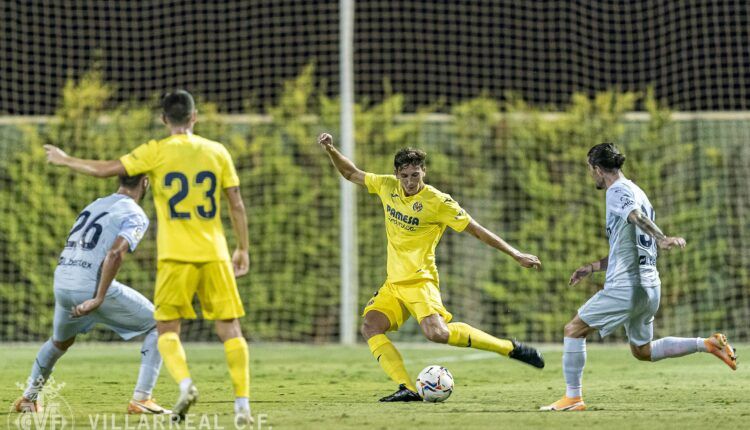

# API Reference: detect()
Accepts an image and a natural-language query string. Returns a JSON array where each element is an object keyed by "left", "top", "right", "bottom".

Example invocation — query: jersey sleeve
[
  {"left": 118, "top": 211, "right": 150, "bottom": 252},
  {"left": 119, "top": 140, "right": 160, "bottom": 176},
  {"left": 606, "top": 184, "right": 638, "bottom": 220},
  {"left": 436, "top": 195, "right": 472, "bottom": 232},
  {"left": 364, "top": 173, "right": 393, "bottom": 195},
  {"left": 220, "top": 146, "right": 240, "bottom": 188}
]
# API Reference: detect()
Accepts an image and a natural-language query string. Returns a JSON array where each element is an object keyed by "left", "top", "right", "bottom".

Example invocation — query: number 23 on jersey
[{"left": 163, "top": 171, "right": 217, "bottom": 219}]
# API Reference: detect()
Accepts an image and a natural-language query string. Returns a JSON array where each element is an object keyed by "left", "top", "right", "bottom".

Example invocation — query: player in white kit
[
  {"left": 541, "top": 143, "right": 737, "bottom": 412},
  {"left": 13, "top": 174, "right": 169, "bottom": 415}
]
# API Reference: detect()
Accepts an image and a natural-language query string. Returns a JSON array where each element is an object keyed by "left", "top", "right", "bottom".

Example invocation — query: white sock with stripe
[
  {"left": 650, "top": 337, "right": 705, "bottom": 361},
  {"left": 24, "top": 339, "right": 66, "bottom": 401},
  {"left": 563, "top": 337, "right": 586, "bottom": 399},
  {"left": 133, "top": 328, "right": 162, "bottom": 400}
]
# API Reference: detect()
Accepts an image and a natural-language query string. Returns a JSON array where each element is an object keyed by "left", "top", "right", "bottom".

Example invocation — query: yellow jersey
[
  {"left": 365, "top": 173, "right": 472, "bottom": 284},
  {"left": 120, "top": 133, "right": 239, "bottom": 262}
]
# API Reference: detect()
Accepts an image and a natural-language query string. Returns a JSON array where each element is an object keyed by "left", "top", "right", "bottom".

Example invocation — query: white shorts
[
  {"left": 53, "top": 281, "right": 156, "bottom": 341},
  {"left": 578, "top": 285, "right": 660, "bottom": 346}
]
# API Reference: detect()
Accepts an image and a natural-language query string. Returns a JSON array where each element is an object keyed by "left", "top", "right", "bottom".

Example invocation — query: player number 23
[{"left": 164, "top": 171, "right": 217, "bottom": 219}]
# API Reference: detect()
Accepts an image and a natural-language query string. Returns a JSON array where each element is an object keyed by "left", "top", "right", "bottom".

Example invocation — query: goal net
[{"left": 1, "top": 1, "right": 748, "bottom": 343}]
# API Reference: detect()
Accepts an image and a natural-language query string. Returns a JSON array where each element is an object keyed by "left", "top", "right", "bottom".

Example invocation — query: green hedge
[{"left": 1, "top": 67, "right": 747, "bottom": 342}]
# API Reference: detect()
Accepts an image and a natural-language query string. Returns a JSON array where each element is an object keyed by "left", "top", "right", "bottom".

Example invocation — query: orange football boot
[
  {"left": 540, "top": 396, "right": 586, "bottom": 411},
  {"left": 13, "top": 397, "right": 42, "bottom": 413},
  {"left": 704, "top": 333, "right": 737, "bottom": 370},
  {"left": 127, "top": 398, "right": 170, "bottom": 414}
]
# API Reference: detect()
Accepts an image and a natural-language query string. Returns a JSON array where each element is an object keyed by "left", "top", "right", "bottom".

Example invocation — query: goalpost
[{"left": 339, "top": 0, "right": 358, "bottom": 345}]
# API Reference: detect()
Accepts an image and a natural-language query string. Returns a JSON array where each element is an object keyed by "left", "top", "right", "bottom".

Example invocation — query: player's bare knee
[
  {"left": 52, "top": 341, "right": 69, "bottom": 351},
  {"left": 563, "top": 321, "right": 580, "bottom": 338},
  {"left": 564, "top": 316, "right": 591, "bottom": 338},
  {"left": 157, "top": 320, "right": 181, "bottom": 335},
  {"left": 361, "top": 311, "right": 390, "bottom": 340},
  {"left": 359, "top": 322, "right": 371, "bottom": 339},
  {"left": 630, "top": 344, "right": 651, "bottom": 361},
  {"left": 423, "top": 326, "right": 449, "bottom": 344},
  {"left": 361, "top": 319, "right": 386, "bottom": 340},
  {"left": 53, "top": 337, "right": 75, "bottom": 351},
  {"left": 216, "top": 318, "right": 242, "bottom": 342},
  {"left": 420, "top": 314, "right": 449, "bottom": 343}
]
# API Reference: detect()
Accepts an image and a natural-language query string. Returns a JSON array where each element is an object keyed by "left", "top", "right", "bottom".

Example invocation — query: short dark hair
[
  {"left": 161, "top": 90, "right": 195, "bottom": 125},
  {"left": 119, "top": 173, "right": 146, "bottom": 189},
  {"left": 588, "top": 142, "right": 626, "bottom": 171},
  {"left": 394, "top": 148, "right": 427, "bottom": 171}
]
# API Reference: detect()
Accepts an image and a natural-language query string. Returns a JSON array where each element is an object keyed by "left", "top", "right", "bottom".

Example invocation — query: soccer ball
[{"left": 416, "top": 365, "right": 454, "bottom": 402}]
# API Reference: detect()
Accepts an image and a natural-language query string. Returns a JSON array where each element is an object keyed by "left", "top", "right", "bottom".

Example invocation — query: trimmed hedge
[{"left": 1, "top": 68, "right": 747, "bottom": 342}]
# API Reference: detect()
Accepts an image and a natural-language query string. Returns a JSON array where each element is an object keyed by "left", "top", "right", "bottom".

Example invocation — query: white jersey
[
  {"left": 604, "top": 178, "right": 660, "bottom": 288},
  {"left": 54, "top": 193, "right": 149, "bottom": 292}
]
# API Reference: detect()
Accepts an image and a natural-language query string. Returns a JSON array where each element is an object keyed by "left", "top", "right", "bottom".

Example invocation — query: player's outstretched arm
[
  {"left": 464, "top": 219, "right": 541, "bottom": 270},
  {"left": 627, "top": 208, "right": 686, "bottom": 250},
  {"left": 71, "top": 237, "right": 130, "bottom": 317},
  {"left": 569, "top": 256, "right": 608, "bottom": 285},
  {"left": 225, "top": 186, "right": 250, "bottom": 277},
  {"left": 44, "top": 144, "right": 126, "bottom": 178},
  {"left": 317, "top": 133, "right": 366, "bottom": 186}
]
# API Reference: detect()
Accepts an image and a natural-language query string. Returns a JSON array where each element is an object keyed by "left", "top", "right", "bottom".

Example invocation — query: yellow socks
[
  {"left": 447, "top": 322, "right": 514, "bottom": 356},
  {"left": 157, "top": 332, "right": 191, "bottom": 384},
  {"left": 367, "top": 334, "right": 416, "bottom": 391},
  {"left": 158, "top": 332, "right": 250, "bottom": 399},
  {"left": 224, "top": 337, "right": 250, "bottom": 398}
]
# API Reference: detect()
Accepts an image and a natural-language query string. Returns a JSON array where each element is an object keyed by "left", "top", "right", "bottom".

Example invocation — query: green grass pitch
[{"left": 1, "top": 343, "right": 748, "bottom": 429}]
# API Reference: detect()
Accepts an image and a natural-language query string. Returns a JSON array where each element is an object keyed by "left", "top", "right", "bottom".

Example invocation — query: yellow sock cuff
[
  {"left": 157, "top": 332, "right": 191, "bottom": 383},
  {"left": 447, "top": 322, "right": 513, "bottom": 355},
  {"left": 367, "top": 334, "right": 390, "bottom": 352},
  {"left": 158, "top": 332, "right": 180, "bottom": 343},
  {"left": 224, "top": 336, "right": 248, "bottom": 352},
  {"left": 447, "top": 322, "right": 470, "bottom": 346},
  {"left": 223, "top": 337, "right": 250, "bottom": 398},
  {"left": 367, "top": 334, "right": 415, "bottom": 391}
]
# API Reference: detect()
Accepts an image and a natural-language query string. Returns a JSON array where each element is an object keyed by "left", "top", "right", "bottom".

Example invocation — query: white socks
[
  {"left": 177, "top": 379, "right": 248, "bottom": 413},
  {"left": 179, "top": 377, "right": 194, "bottom": 394},
  {"left": 133, "top": 328, "right": 162, "bottom": 400},
  {"left": 24, "top": 339, "right": 66, "bottom": 401},
  {"left": 133, "top": 391, "right": 150, "bottom": 401},
  {"left": 563, "top": 337, "right": 586, "bottom": 399},
  {"left": 650, "top": 337, "right": 706, "bottom": 361},
  {"left": 235, "top": 397, "right": 250, "bottom": 412},
  {"left": 560, "top": 336, "right": 709, "bottom": 399}
]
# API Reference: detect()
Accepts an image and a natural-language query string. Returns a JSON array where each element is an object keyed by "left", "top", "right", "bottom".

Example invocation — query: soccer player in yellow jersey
[
  {"left": 44, "top": 91, "right": 253, "bottom": 424},
  {"left": 318, "top": 132, "right": 545, "bottom": 402}
]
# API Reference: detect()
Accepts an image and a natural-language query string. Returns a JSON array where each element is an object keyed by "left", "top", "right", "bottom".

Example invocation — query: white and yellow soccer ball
[{"left": 416, "top": 365, "right": 454, "bottom": 402}]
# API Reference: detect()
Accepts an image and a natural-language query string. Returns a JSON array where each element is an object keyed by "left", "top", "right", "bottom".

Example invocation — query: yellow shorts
[
  {"left": 362, "top": 279, "right": 452, "bottom": 331},
  {"left": 154, "top": 260, "right": 245, "bottom": 321}
]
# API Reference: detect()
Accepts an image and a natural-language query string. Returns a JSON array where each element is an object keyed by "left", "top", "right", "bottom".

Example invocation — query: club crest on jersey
[{"left": 412, "top": 201, "right": 423, "bottom": 212}]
